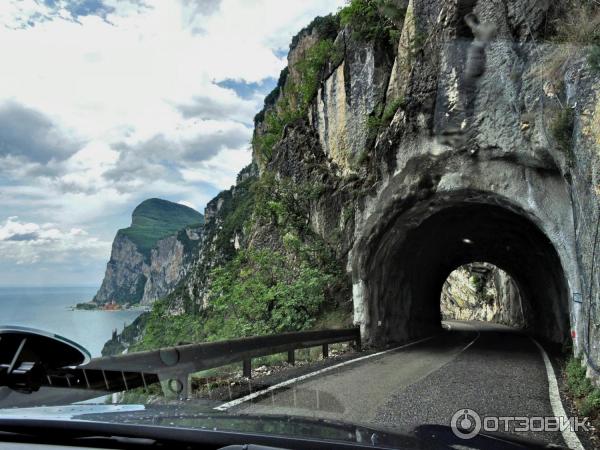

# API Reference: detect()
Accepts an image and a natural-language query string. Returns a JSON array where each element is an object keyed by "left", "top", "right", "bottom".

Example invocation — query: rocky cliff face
[
  {"left": 101, "top": 169, "right": 256, "bottom": 354},
  {"left": 106, "top": 0, "right": 600, "bottom": 378},
  {"left": 310, "top": 28, "right": 393, "bottom": 173},
  {"left": 164, "top": 165, "right": 258, "bottom": 314},
  {"left": 440, "top": 263, "right": 525, "bottom": 327},
  {"left": 93, "top": 233, "right": 146, "bottom": 305},
  {"left": 140, "top": 228, "right": 203, "bottom": 305},
  {"left": 94, "top": 199, "right": 203, "bottom": 306}
]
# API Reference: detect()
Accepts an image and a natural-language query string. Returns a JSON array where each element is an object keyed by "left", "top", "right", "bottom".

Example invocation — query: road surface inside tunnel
[{"left": 225, "top": 321, "right": 571, "bottom": 447}]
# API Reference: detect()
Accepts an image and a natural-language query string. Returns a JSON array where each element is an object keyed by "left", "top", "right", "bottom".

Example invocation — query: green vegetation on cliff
[
  {"left": 101, "top": 313, "right": 150, "bottom": 355},
  {"left": 253, "top": 38, "right": 337, "bottom": 163},
  {"left": 205, "top": 249, "right": 332, "bottom": 337},
  {"left": 131, "top": 299, "right": 204, "bottom": 350},
  {"left": 117, "top": 198, "right": 204, "bottom": 258},
  {"left": 211, "top": 176, "right": 257, "bottom": 260},
  {"left": 127, "top": 171, "right": 347, "bottom": 353},
  {"left": 105, "top": 3, "right": 401, "bottom": 353},
  {"left": 133, "top": 248, "right": 333, "bottom": 352},
  {"left": 542, "top": 0, "right": 600, "bottom": 79},
  {"left": 339, "top": 0, "right": 403, "bottom": 45},
  {"left": 253, "top": 0, "right": 403, "bottom": 167}
]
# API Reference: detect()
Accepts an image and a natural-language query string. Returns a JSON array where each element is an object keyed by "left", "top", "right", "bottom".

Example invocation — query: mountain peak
[
  {"left": 120, "top": 198, "right": 204, "bottom": 257},
  {"left": 131, "top": 198, "right": 202, "bottom": 227},
  {"left": 93, "top": 198, "right": 205, "bottom": 306}
]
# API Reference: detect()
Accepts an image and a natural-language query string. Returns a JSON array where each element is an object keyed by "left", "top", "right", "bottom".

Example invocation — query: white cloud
[
  {"left": 177, "top": 200, "right": 196, "bottom": 209},
  {"left": 0, "top": 217, "right": 111, "bottom": 265},
  {"left": 181, "top": 146, "right": 252, "bottom": 188},
  {"left": 0, "top": 0, "right": 345, "bottom": 142},
  {"left": 0, "top": 0, "right": 346, "bottom": 284}
]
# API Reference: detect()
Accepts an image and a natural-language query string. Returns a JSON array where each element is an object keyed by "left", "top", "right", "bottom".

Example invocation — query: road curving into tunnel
[{"left": 225, "top": 321, "right": 575, "bottom": 448}]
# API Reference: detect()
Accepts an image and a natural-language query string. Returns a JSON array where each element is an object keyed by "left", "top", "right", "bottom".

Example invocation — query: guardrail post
[
  {"left": 354, "top": 333, "right": 361, "bottom": 351},
  {"left": 322, "top": 343, "right": 328, "bottom": 359},
  {"left": 243, "top": 359, "right": 252, "bottom": 378},
  {"left": 287, "top": 350, "right": 295, "bottom": 366},
  {"left": 180, "top": 375, "right": 190, "bottom": 400}
]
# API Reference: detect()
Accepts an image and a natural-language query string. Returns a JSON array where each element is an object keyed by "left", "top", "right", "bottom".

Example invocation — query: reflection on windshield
[{"left": 1, "top": 0, "right": 599, "bottom": 448}]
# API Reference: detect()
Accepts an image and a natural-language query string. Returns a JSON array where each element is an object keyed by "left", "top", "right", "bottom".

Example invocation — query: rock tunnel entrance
[{"left": 355, "top": 200, "right": 571, "bottom": 347}]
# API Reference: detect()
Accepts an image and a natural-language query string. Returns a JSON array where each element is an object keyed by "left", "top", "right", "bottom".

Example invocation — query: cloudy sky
[{"left": 0, "top": 0, "right": 345, "bottom": 287}]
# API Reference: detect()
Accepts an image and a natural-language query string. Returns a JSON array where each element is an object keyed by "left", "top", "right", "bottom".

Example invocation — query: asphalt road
[{"left": 230, "top": 321, "right": 567, "bottom": 447}]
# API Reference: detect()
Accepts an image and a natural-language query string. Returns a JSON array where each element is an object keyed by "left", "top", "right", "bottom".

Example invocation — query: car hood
[{"left": 0, "top": 404, "right": 565, "bottom": 450}]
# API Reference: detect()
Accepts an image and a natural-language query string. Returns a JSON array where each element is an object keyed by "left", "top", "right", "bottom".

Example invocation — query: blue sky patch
[
  {"left": 63, "top": 0, "right": 115, "bottom": 20},
  {"left": 217, "top": 77, "right": 278, "bottom": 100},
  {"left": 274, "top": 48, "right": 289, "bottom": 59}
]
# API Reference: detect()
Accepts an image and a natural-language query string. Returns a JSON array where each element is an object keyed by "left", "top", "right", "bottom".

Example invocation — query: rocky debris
[{"left": 189, "top": 345, "right": 356, "bottom": 402}]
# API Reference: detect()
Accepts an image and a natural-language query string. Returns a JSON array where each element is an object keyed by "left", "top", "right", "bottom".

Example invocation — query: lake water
[{"left": 0, "top": 286, "right": 141, "bottom": 357}]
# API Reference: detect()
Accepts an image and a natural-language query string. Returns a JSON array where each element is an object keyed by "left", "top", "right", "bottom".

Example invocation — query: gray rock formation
[
  {"left": 440, "top": 263, "right": 525, "bottom": 327},
  {"left": 252, "top": 0, "right": 598, "bottom": 367},
  {"left": 140, "top": 229, "right": 203, "bottom": 305},
  {"left": 310, "top": 28, "right": 392, "bottom": 174},
  {"left": 93, "top": 199, "right": 203, "bottom": 306},
  {"left": 93, "top": 234, "right": 146, "bottom": 306}
]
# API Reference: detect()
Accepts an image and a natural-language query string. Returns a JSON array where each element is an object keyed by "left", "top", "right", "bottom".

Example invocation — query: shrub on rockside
[{"left": 565, "top": 356, "right": 600, "bottom": 419}]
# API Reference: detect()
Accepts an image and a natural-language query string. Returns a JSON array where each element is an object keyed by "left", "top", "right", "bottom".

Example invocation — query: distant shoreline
[{"left": 71, "top": 302, "right": 150, "bottom": 312}]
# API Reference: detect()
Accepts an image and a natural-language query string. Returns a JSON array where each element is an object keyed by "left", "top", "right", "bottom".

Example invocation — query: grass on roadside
[{"left": 565, "top": 356, "right": 600, "bottom": 418}]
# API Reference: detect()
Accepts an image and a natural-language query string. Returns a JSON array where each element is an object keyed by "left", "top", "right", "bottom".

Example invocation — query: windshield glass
[{"left": 1, "top": 1, "right": 599, "bottom": 449}]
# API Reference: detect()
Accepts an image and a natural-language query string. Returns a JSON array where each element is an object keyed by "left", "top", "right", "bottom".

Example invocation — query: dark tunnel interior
[{"left": 363, "top": 202, "right": 570, "bottom": 346}]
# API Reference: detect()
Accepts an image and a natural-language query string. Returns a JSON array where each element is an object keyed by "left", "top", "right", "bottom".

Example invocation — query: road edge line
[
  {"left": 530, "top": 337, "right": 585, "bottom": 450},
  {"left": 214, "top": 333, "right": 442, "bottom": 412}
]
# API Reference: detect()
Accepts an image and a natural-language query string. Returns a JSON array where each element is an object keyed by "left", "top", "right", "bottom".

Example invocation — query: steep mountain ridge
[
  {"left": 93, "top": 198, "right": 203, "bottom": 306},
  {"left": 118, "top": 198, "right": 204, "bottom": 258}
]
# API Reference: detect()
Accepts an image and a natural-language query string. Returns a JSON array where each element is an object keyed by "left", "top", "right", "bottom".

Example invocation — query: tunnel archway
[{"left": 354, "top": 194, "right": 571, "bottom": 347}]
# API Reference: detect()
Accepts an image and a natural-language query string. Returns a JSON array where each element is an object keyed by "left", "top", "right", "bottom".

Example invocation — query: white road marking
[
  {"left": 531, "top": 338, "right": 585, "bottom": 450},
  {"left": 214, "top": 333, "right": 442, "bottom": 411},
  {"left": 215, "top": 328, "right": 479, "bottom": 412}
]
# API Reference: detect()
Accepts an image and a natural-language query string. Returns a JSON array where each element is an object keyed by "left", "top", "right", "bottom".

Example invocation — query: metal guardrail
[
  {"left": 82, "top": 327, "right": 361, "bottom": 397},
  {"left": 0, "top": 328, "right": 360, "bottom": 407}
]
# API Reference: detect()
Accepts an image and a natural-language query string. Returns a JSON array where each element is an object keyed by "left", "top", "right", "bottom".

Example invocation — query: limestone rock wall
[
  {"left": 567, "top": 66, "right": 600, "bottom": 370},
  {"left": 140, "top": 230, "right": 202, "bottom": 305},
  {"left": 440, "top": 264, "right": 525, "bottom": 327},
  {"left": 311, "top": 29, "right": 391, "bottom": 173},
  {"left": 93, "top": 233, "right": 146, "bottom": 305},
  {"left": 345, "top": 0, "right": 598, "bottom": 368},
  {"left": 94, "top": 227, "right": 201, "bottom": 306}
]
